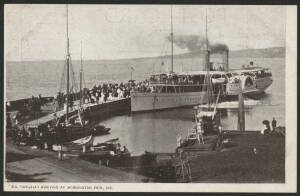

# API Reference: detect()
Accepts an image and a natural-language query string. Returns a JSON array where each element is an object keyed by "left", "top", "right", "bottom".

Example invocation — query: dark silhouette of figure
[{"left": 272, "top": 117, "right": 277, "bottom": 131}]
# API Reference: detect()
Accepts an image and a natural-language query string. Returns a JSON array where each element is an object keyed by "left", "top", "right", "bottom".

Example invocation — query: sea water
[{"left": 6, "top": 57, "right": 285, "bottom": 155}]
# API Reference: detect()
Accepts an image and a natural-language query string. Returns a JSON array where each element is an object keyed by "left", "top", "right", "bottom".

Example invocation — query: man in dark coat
[{"left": 272, "top": 117, "right": 277, "bottom": 131}]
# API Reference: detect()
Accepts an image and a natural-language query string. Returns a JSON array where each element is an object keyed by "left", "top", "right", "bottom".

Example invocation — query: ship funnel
[
  {"left": 205, "top": 50, "right": 211, "bottom": 71},
  {"left": 223, "top": 50, "right": 229, "bottom": 71}
]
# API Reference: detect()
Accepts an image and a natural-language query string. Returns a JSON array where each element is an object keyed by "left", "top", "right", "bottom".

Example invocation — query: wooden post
[
  {"left": 238, "top": 80, "right": 245, "bottom": 131},
  {"left": 187, "top": 161, "right": 192, "bottom": 182},
  {"left": 57, "top": 144, "right": 63, "bottom": 160},
  {"left": 58, "top": 150, "right": 62, "bottom": 160}
]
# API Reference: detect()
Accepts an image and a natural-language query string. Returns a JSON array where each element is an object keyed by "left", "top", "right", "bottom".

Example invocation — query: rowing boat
[{"left": 52, "top": 135, "right": 94, "bottom": 152}]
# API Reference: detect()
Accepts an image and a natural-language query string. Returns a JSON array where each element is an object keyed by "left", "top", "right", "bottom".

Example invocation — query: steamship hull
[{"left": 130, "top": 91, "right": 208, "bottom": 112}]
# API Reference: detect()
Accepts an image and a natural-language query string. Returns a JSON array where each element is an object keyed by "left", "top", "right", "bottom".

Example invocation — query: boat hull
[
  {"left": 130, "top": 91, "right": 208, "bottom": 112},
  {"left": 52, "top": 135, "right": 94, "bottom": 152}
]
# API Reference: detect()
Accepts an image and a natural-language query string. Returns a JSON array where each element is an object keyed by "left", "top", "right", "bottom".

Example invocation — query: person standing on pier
[
  {"left": 6, "top": 113, "right": 11, "bottom": 128},
  {"left": 176, "top": 134, "right": 182, "bottom": 147},
  {"left": 272, "top": 117, "right": 277, "bottom": 131},
  {"left": 196, "top": 121, "right": 204, "bottom": 144}
]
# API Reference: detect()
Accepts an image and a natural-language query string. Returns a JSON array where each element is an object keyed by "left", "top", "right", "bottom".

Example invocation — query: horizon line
[{"left": 6, "top": 46, "right": 285, "bottom": 63}]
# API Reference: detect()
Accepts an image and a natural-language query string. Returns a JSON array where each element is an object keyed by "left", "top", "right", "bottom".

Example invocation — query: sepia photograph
[{"left": 3, "top": 4, "right": 297, "bottom": 192}]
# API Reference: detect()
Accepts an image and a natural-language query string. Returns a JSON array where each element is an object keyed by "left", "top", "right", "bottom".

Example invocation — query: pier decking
[
  {"left": 5, "top": 138, "right": 146, "bottom": 182},
  {"left": 22, "top": 98, "right": 130, "bottom": 130}
]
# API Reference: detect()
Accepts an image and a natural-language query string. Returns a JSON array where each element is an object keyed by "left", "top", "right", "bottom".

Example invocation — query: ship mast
[
  {"left": 66, "top": 4, "right": 70, "bottom": 122},
  {"left": 170, "top": 5, "right": 174, "bottom": 73},
  {"left": 79, "top": 41, "right": 83, "bottom": 107},
  {"left": 205, "top": 9, "right": 211, "bottom": 109}
]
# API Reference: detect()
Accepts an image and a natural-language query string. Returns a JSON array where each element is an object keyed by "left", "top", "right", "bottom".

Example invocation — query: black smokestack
[
  {"left": 210, "top": 43, "right": 229, "bottom": 53},
  {"left": 223, "top": 50, "right": 229, "bottom": 71}
]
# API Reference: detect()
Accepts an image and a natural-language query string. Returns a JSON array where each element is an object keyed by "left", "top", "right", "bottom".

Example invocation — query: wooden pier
[{"left": 22, "top": 98, "right": 130, "bottom": 130}]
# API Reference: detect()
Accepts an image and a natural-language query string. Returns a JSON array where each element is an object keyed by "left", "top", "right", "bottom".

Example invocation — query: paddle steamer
[
  {"left": 226, "top": 63, "right": 273, "bottom": 97},
  {"left": 130, "top": 7, "right": 228, "bottom": 112}
]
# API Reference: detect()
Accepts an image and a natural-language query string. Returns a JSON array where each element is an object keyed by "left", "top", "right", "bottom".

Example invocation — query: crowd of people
[
  {"left": 133, "top": 80, "right": 151, "bottom": 93},
  {"left": 9, "top": 124, "right": 53, "bottom": 150},
  {"left": 261, "top": 117, "right": 278, "bottom": 135},
  {"left": 82, "top": 82, "right": 133, "bottom": 104},
  {"left": 56, "top": 80, "right": 152, "bottom": 106}
]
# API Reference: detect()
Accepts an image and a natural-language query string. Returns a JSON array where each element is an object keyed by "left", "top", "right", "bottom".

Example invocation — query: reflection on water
[{"left": 96, "top": 91, "right": 285, "bottom": 155}]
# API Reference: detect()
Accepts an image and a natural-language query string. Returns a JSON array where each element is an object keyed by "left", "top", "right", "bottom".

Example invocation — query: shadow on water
[
  {"left": 6, "top": 152, "right": 39, "bottom": 163},
  {"left": 5, "top": 171, "right": 52, "bottom": 182},
  {"left": 131, "top": 107, "right": 194, "bottom": 122}
]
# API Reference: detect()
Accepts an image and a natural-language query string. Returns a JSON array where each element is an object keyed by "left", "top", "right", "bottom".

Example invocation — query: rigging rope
[
  {"left": 58, "top": 55, "right": 78, "bottom": 94},
  {"left": 58, "top": 58, "right": 67, "bottom": 93},
  {"left": 69, "top": 57, "right": 77, "bottom": 93}
]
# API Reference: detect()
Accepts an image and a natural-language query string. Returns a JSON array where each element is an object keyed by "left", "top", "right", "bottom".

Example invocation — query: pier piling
[{"left": 58, "top": 150, "right": 63, "bottom": 160}]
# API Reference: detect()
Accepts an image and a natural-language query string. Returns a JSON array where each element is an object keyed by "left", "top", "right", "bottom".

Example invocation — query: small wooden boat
[
  {"left": 52, "top": 135, "right": 94, "bottom": 152},
  {"left": 91, "top": 125, "right": 111, "bottom": 136},
  {"left": 80, "top": 138, "right": 132, "bottom": 164},
  {"left": 74, "top": 114, "right": 111, "bottom": 136},
  {"left": 93, "top": 138, "right": 119, "bottom": 148}
]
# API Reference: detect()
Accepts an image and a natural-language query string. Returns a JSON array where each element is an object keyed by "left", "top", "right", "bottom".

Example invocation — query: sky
[{"left": 5, "top": 5, "right": 286, "bottom": 61}]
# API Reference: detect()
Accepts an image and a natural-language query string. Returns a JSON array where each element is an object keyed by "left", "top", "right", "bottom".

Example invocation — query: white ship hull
[
  {"left": 226, "top": 76, "right": 273, "bottom": 96},
  {"left": 130, "top": 91, "right": 208, "bottom": 112}
]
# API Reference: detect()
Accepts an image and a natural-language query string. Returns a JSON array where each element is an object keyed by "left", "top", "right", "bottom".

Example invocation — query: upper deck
[
  {"left": 148, "top": 71, "right": 228, "bottom": 87},
  {"left": 231, "top": 66, "right": 270, "bottom": 73},
  {"left": 230, "top": 66, "right": 272, "bottom": 78}
]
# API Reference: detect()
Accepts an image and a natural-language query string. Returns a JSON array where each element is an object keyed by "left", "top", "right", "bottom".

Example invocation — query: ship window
[
  {"left": 212, "top": 74, "right": 221, "bottom": 79},
  {"left": 245, "top": 77, "right": 253, "bottom": 86},
  {"left": 191, "top": 75, "right": 200, "bottom": 84}
]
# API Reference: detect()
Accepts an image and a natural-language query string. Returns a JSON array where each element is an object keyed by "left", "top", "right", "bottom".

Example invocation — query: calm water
[{"left": 6, "top": 57, "right": 285, "bottom": 155}]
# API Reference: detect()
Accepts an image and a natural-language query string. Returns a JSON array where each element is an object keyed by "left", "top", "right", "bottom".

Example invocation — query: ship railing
[{"left": 149, "top": 81, "right": 207, "bottom": 86}]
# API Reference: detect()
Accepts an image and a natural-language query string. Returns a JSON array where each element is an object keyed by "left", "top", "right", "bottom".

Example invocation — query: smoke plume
[
  {"left": 167, "top": 34, "right": 228, "bottom": 53},
  {"left": 210, "top": 43, "right": 229, "bottom": 53},
  {"left": 167, "top": 34, "right": 207, "bottom": 52}
]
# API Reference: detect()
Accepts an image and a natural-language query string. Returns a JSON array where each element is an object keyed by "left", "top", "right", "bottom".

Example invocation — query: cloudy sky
[{"left": 5, "top": 4, "right": 286, "bottom": 61}]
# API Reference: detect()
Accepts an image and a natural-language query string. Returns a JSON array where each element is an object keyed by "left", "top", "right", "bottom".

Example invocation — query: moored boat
[
  {"left": 131, "top": 71, "right": 227, "bottom": 112},
  {"left": 226, "top": 62, "right": 273, "bottom": 97},
  {"left": 177, "top": 15, "right": 222, "bottom": 151},
  {"left": 130, "top": 7, "right": 229, "bottom": 113},
  {"left": 91, "top": 125, "right": 111, "bottom": 136},
  {"left": 52, "top": 135, "right": 94, "bottom": 152},
  {"left": 80, "top": 138, "right": 131, "bottom": 163},
  {"left": 49, "top": 5, "right": 100, "bottom": 145}
]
